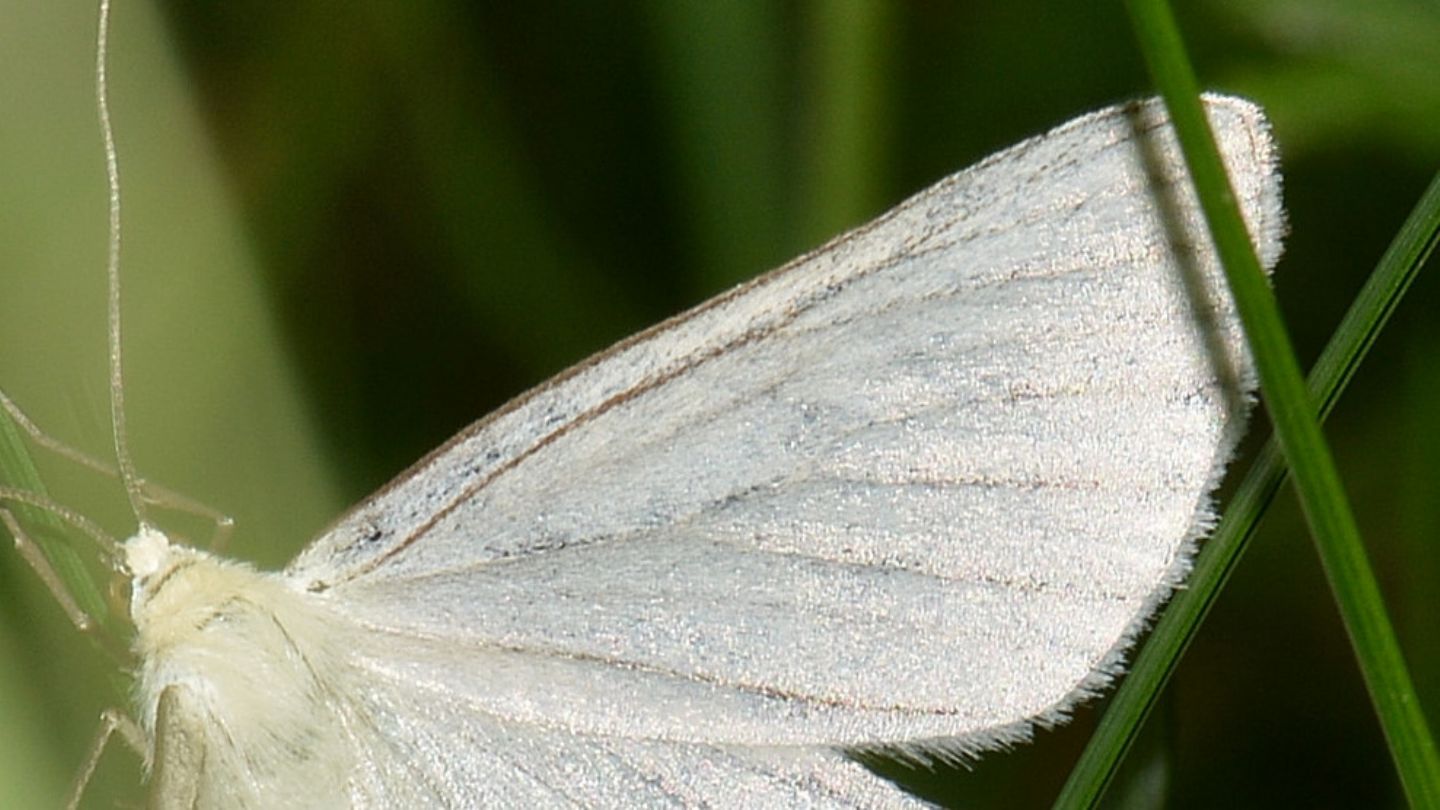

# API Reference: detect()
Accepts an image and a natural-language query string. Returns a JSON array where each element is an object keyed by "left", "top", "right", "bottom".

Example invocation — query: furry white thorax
[{"left": 121, "top": 529, "right": 356, "bottom": 807}]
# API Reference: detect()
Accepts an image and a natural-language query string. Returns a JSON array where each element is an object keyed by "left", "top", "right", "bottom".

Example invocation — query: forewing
[{"left": 288, "top": 96, "right": 1283, "bottom": 755}]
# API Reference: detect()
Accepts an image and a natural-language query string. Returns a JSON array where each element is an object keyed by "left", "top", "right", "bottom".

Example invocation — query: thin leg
[
  {"left": 1, "top": 508, "right": 94, "bottom": 632},
  {"left": 135, "top": 479, "right": 234, "bottom": 552},
  {"left": 64, "top": 708, "right": 146, "bottom": 810},
  {"left": 1, "top": 389, "right": 233, "bottom": 549},
  {"left": 0, "top": 390, "right": 116, "bottom": 479},
  {"left": 0, "top": 486, "right": 117, "bottom": 560}
]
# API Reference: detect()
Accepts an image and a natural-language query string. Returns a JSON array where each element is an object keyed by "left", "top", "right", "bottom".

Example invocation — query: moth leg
[
  {"left": 157, "top": 490, "right": 234, "bottom": 554},
  {"left": 148, "top": 685, "right": 209, "bottom": 810},
  {"left": 1, "top": 508, "right": 94, "bottom": 633},
  {"left": 0, "top": 390, "right": 110, "bottom": 475},
  {"left": 0, "top": 389, "right": 234, "bottom": 550},
  {"left": 64, "top": 708, "right": 146, "bottom": 810},
  {"left": 129, "top": 483, "right": 235, "bottom": 554},
  {"left": 1, "top": 502, "right": 131, "bottom": 666}
]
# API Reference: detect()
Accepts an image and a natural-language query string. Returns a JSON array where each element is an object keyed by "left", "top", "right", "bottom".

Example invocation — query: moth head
[
  {"left": 123, "top": 524, "right": 174, "bottom": 582},
  {"left": 120, "top": 524, "right": 193, "bottom": 626}
]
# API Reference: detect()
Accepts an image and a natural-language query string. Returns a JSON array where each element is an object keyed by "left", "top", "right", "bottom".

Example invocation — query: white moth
[
  {"left": 117, "top": 95, "right": 1281, "bottom": 808},
  {"left": 7, "top": 12, "right": 1285, "bottom": 804}
]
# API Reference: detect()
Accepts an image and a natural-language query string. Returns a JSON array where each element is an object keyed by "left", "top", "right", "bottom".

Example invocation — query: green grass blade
[
  {"left": 0, "top": 405, "right": 110, "bottom": 627},
  {"left": 1071, "top": 1, "right": 1440, "bottom": 806}
]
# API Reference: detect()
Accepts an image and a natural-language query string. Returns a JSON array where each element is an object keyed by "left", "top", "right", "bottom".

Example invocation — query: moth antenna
[{"left": 94, "top": 0, "right": 148, "bottom": 529}]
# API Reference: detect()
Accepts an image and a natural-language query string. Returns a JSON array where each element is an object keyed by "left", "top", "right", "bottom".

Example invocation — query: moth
[{"left": 0, "top": 9, "right": 1283, "bottom": 804}]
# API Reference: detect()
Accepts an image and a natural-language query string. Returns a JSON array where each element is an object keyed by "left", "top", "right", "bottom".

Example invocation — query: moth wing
[
  {"left": 146, "top": 672, "right": 925, "bottom": 808},
  {"left": 288, "top": 96, "right": 1283, "bottom": 757},
  {"left": 340, "top": 669, "right": 929, "bottom": 807}
]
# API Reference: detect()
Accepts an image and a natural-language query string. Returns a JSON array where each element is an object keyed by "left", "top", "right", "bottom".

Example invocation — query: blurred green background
[{"left": 0, "top": 1, "right": 1436, "bottom": 807}]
